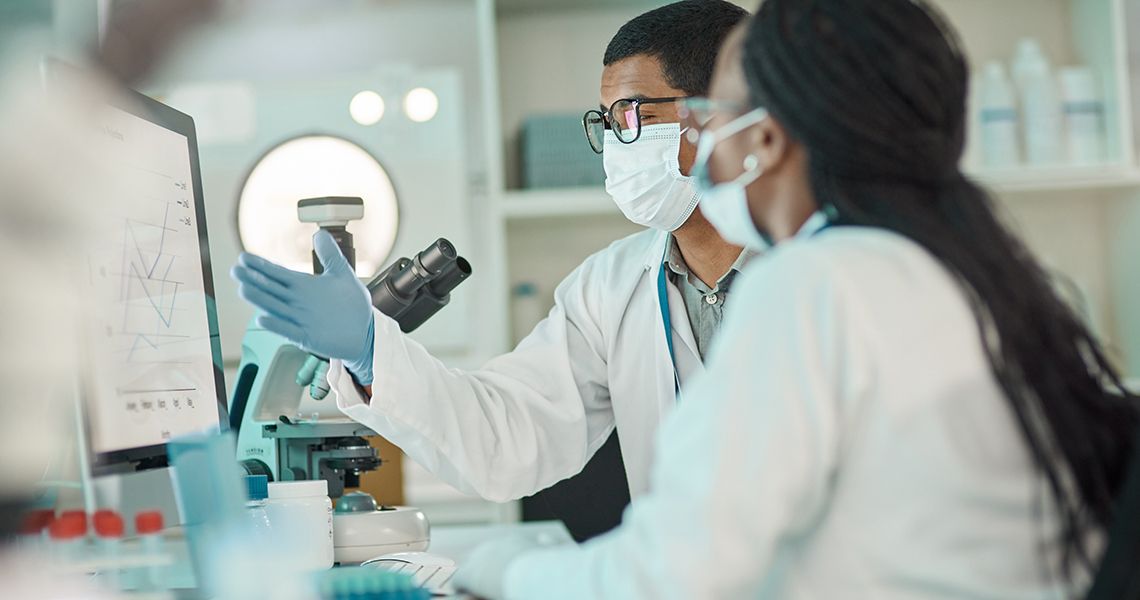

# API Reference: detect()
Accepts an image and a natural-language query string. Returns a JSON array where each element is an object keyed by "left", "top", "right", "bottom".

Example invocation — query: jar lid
[{"left": 268, "top": 480, "right": 328, "bottom": 499}]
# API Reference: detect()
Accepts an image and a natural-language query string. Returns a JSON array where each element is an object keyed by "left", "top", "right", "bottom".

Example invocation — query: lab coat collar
[
  {"left": 644, "top": 210, "right": 827, "bottom": 270},
  {"left": 643, "top": 230, "right": 672, "bottom": 270},
  {"left": 645, "top": 220, "right": 782, "bottom": 272},
  {"left": 795, "top": 211, "right": 830, "bottom": 239}
]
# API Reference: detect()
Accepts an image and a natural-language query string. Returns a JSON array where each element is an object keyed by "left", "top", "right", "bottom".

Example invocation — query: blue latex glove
[{"left": 231, "top": 230, "right": 375, "bottom": 385}]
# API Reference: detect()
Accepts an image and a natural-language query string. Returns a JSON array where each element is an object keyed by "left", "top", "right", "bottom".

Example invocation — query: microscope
[{"left": 230, "top": 196, "right": 471, "bottom": 563}]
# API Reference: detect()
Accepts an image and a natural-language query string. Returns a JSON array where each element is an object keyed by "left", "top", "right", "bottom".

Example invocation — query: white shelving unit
[
  {"left": 973, "top": 164, "right": 1140, "bottom": 193},
  {"left": 487, "top": 0, "right": 1140, "bottom": 377},
  {"left": 498, "top": 163, "right": 1140, "bottom": 221}
]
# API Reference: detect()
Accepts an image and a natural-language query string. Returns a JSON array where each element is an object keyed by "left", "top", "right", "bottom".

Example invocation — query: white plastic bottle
[
  {"left": 265, "top": 480, "right": 334, "bottom": 571},
  {"left": 1012, "top": 38, "right": 1063, "bottom": 165},
  {"left": 1058, "top": 67, "right": 1106, "bottom": 165},
  {"left": 18, "top": 509, "right": 54, "bottom": 554},
  {"left": 93, "top": 510, "right": 125, "bottom": 590},
  {"left": 978, "top": 61, "right": 1021, "bottom": 168},
  {"left": 134, "top": 510, "right": 166, "bottom": 592},
  {"left": 48, "top": 511, "right": 87, "bottom": 567}
]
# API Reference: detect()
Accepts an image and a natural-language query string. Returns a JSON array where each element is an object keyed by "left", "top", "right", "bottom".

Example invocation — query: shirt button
[{"left": 705, "top": 294, "right": 718, "bottom": 305}]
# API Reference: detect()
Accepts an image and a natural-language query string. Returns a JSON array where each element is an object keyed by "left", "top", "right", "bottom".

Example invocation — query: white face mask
[
  {"left": 691, "top": 108, "right": 770, "bottom": 249},
  {"left": 603, "top": 123, "right": 700, "bottom": 232}
]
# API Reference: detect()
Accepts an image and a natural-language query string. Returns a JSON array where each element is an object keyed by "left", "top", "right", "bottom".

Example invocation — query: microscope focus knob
[
  {"left": 240, "top": 459, "right": 273, "bottom": 480},
  {"left": 336, "top": 491, "right": 379, "bottom": 514}
]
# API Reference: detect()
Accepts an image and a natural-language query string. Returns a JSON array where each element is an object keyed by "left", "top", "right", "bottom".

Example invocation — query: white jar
[
  {"left": 978, "top": 61, "right": 1020, "bottom": 168},
  {"left": 265, "top": 480, "right": 334, "bottom": 570},
  {"left": 1012, "top": 38, "right": 1063, "bottom": 165},
  {"left": 1058, "top": 67, "right": 1105, "bottom": 165}
]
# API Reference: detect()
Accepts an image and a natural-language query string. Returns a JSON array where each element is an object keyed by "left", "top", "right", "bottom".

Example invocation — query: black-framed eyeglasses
[{"left": 582, "top": 96, "right": 687, "bottom": 154}]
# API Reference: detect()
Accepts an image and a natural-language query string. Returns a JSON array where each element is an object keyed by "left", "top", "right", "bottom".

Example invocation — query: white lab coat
[
  {"left": 499, "top": 224, "right": 1072, "bottom": 599},
  {"left": 329, "top": 229, "right": 705, "bottom": 502}
]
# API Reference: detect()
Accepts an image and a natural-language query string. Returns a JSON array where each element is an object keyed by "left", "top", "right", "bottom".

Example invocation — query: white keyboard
[{"left": 362, "top": 553, "right": 458, "bottom": 596}]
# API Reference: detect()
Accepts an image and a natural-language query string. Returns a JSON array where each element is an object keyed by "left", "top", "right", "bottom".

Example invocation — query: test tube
[
  {"left": 135, "top": 511, "right": 165, "bottom": 592},
  {"left": 94, "top": 510, "right": 125, "bottom": 590}
]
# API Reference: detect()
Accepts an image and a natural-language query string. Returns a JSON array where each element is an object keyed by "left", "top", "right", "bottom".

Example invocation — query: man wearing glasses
[{"left": 231, "top": 0, "right": 751, "bottom": 538}]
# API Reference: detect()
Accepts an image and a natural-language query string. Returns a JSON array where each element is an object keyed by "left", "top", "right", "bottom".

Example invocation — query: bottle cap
[
  {"left": 48, "top": 512, "right": 87, "bottom": 540},
  {"left": 245, "top": 474, "right": 269, "bottom": 501},
  {"left": 93, "top": 510, "right": 125, "bottom": 538},
  {"left": 19, "top": 510, "right": 55, "bottom": 535},
  {"left": 135, "top": 511, "right": 164, "bottom": 535},
  {"left": 1058, "top": 67, "right": 1099, "bottom": 103},
  {"left": 59, "top": 510, "right": 88, "bottom": 532}
]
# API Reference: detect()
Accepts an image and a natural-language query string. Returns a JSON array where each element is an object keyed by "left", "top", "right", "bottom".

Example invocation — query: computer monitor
[{"left": 80, "top": 79, "right": 228, "bottom": 475}]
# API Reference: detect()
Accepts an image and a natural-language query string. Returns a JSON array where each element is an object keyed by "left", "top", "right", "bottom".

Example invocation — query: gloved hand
[
  {"left": 453, "top": 532, "right": 566, "bottom": 599},
  {"left": 231, "top": 230, "right": 376, "bottom": 385}
]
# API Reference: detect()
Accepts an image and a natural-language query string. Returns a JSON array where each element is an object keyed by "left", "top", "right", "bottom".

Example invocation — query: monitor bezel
[{"left": 78, "top": 77, "right": 230, "bottom": 474}]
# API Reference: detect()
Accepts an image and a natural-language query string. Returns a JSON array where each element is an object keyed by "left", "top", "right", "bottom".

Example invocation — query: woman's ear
[{"left": 750, "top": 117, "right": 790, "bottom": 173}]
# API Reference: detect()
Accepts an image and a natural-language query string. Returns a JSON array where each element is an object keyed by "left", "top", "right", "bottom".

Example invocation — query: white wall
[
  {"left": 1109, "top": 192, "right": 1140, "bottom": 376},
  {"left": 1000, "top": 192, "right": 1114, "bottom": 342},
  {"left": 497, "top": 6, "right": 645, "bottom": 189}
]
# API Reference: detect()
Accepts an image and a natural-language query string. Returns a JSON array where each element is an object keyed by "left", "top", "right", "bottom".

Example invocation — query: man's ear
[{"left": 750, "top": 117, "right": 790, "bottom": 173}]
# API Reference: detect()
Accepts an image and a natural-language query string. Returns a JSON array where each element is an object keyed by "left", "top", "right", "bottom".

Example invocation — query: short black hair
[{"left": 603, "top": 0, "right": 750, "bottom": 96}]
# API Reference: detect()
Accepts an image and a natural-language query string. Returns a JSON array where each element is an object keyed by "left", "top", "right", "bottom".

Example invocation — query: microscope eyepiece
[{"left": 366, "top": 238, "right": 471, "bottom": 332}]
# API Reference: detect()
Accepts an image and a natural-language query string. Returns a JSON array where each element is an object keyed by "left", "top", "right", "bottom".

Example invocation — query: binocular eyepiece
[{"left": 367, "top": 239, "right": 471, "bottom": 333}]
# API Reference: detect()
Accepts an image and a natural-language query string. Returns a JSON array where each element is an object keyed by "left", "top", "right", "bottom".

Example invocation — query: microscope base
[{"left": 333, "top": 505, "right": 431, "bottom": 564}]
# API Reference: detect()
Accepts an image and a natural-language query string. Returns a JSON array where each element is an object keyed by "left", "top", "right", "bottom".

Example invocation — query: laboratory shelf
[
  {"left": 971, "top": 164, "right": 1140, "bottom": 194},
  {"left": 500, "top": 187, "right": 617, "bottom": 219},
  {"left": 500, "top": 163, "right": 1140, "bottom": 221}
]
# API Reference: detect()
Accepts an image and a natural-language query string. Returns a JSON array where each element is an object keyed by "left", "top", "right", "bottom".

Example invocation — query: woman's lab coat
[
  {"left": 328, "top": 229, "right": 706, "bottom": 502},
  {"left": 498, "top": 225, "right": 1069, "bottom": 599}
]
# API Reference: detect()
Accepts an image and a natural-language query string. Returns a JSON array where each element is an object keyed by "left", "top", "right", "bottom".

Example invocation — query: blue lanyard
[
  {"left": 657, "top": 251, "right": 680, "bottom": 396},
  {"left": 655, "top": 215, "right": 831, "bottom": 399}
]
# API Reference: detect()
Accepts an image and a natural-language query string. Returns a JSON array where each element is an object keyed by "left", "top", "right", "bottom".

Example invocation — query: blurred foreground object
[
  {"left": 96, "top": 0, "right": 221, "bottom": 85},
  {"left": 0, "top": 2, "right": 218, "bottom": 597}
]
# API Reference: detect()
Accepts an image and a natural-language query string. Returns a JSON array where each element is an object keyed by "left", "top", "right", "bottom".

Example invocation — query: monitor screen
[{"left": 83, "top": 86, "right": 227, "bottom": 470}]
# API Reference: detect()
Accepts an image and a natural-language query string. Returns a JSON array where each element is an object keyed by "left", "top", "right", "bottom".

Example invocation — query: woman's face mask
[
  {"left": 690, "top": 107, "right": 770, "bottom": 249},
  {"left": 603, "top": 123, "right": 700, "bottom": 232}
]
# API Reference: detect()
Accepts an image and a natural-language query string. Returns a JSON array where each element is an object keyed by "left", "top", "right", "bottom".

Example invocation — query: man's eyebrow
[{"left": 600, "top": 93, "right": 653, "bottom": 111}]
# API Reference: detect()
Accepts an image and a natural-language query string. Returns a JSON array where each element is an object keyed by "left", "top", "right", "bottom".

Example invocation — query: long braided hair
[{"left": 742, "top": 0, "right": 1139, "bottom": 584}]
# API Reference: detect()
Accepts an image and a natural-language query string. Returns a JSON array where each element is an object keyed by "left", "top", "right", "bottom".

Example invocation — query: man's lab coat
[{"left": 329, "top": 228, "right": 704, "bottom": 502}]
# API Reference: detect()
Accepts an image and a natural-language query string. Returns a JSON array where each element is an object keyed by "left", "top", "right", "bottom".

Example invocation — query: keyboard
[{"left": 362, "top": 552, "right": 458, "bottom": 596}]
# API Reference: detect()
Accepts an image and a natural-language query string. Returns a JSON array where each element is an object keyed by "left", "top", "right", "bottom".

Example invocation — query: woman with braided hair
[{"left": 453, "top": 1, "right": 1139, "bottom": 598}]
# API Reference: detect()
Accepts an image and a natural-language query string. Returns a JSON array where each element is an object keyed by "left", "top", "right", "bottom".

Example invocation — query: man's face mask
[{"left": 602, "top": 123, "right": 700, "bottom": 232}]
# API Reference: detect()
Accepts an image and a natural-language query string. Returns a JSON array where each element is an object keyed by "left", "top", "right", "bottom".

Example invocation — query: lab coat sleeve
[
  {"left": 328, "top": 256, "right": 614, "bottom": 503},
  {"left": 501, "top": 246, "right": 872, "bottom": 599}
]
